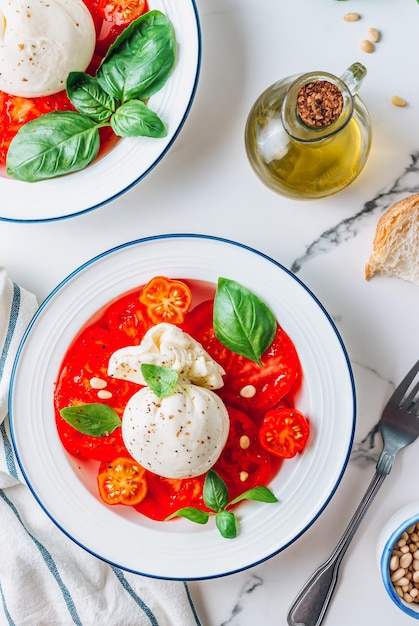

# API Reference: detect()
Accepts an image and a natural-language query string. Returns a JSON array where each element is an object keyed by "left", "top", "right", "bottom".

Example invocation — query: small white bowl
[{"left": 378, "top": 503, "right": 419, "bottom": 619}]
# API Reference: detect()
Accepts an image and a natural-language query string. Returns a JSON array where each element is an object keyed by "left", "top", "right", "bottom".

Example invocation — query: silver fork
[{"left": 287, "top": 360, "right": 419, "bottom": 626}]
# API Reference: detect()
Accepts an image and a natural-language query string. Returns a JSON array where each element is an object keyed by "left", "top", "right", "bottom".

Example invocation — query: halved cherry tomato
[
  {"left": 139, "top": 276, "right": 193, "bottom": 325},
  {"left": 106, "top": 291, "right": 151, "bottom": 346},
  {"left": 0, "top": 90, "right": 75, "bottom": 163},
  {"left": 98, "top": 457, "right": 148, "bottom": 505},
  {"left": 98, "top": 0, "right": 147, "bottom": 26},
  {"left": 213, "top": 406, "right": 273, "bottom": 501},
  {"left": 182, "top": 300, "right": 301, "bottom": 418},
  {"left": 259, "top": 408, "right": 310, "bottom": 459}
]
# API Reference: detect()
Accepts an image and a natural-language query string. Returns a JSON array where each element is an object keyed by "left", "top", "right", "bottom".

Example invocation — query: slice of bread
[{"left": 365, "top": 194, "right": 419, "bottom": 285}]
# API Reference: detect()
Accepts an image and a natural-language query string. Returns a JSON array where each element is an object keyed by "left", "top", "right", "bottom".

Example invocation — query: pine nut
[
  {"left": 401, "top": 553, "right": 413, "bottom": 569},
  {"left": 97, "top": 389, "right": 112, "bottom": 399},
  {"left": 239, "top": 385, "right": 256, "bottom": 398},
  {"left": 413, "top": 560, "right": 419, "bottom": 571},
  {"left": 344, "top": 12, "right": 360, "bottom": 22},
  {"left": 413, "top": 571, "right": 419, "bottom": 583},
  {"left": 392, "top": 568, "right": 407, "bottom": 583},
  {"left": 404, "top": 592, "right": 414, "bottom": 603},
  {"left": 390, "top": 555, "right": 400, "bottom": 571},
  {"left": 239, "top": 435, "right": 250, "bottom": 450},
  {"left": 391, "top": 96, "right": 407, "bottom": 108},
  {"left": 360, "top": 39, "right": 375, "bottom": 53},
  {"left": 367, "top": 27, "right": 380, "bottom": 43},
  {"left": 399, "top": 577, "right": 410, "bottom": 587},
  {"left": 239, "top": 471, "right": 249, "bottom": 482}
]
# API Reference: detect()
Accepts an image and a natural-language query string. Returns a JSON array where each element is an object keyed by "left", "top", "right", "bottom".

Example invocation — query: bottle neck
[{"left": 282, "top": 72, "right": 354, "bottom": 143}]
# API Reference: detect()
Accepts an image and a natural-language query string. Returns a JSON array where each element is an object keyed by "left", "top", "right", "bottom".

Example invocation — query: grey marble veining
[{"left": 290, "top": 151, "right": 419, "bottom": 274}]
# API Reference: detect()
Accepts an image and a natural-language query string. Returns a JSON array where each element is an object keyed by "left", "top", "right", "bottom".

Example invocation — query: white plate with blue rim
[
  {"left": 9, "top": 234, "right": 356, "bottom": 580},
  {"left": 0, "top": 0, "right": 200, "bottom": 223}
]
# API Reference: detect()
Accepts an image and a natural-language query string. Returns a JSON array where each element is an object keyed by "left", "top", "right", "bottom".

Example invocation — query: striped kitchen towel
[{"left": 0, "top": 267, "right": 201, "bottom": 626}]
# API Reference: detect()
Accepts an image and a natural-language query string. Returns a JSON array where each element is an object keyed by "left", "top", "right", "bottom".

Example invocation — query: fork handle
[{"left": 287, "top": 470, "right": 387, "bottom": 626}]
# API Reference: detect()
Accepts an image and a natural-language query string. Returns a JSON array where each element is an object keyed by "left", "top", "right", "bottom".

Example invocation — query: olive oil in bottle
[{"left": 245, "top": 63, "right": 372, "bottom": 200}]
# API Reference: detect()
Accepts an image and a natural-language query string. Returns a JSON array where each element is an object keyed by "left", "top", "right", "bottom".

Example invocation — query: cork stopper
[{"left": 297, "top": 80, "right": 343, "bottom": 128}]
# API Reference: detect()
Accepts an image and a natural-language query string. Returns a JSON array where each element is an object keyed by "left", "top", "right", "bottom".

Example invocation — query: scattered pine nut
[
  {"left": 368, "top": 27, "right": 380, "bottom": 43},
  {"left": 391, "top": 95, "right": 407, "bottom": 108},
  {"left": 344, "top": 12, "right": 360, "bottom": 22},
  {"left": 239, "top": 435, "right": 250, "bottom": 450},
  {"left": 97, "top": 389, "right": 112, "bottom": 399},
  {"left": 360, "top": 39, "right": 375, "bottom": 53},
  {"left": 90, "top": 376, "right": 108, "bottom": 389},
  {"left": 239, "top": 384, "right": 256, "bottom": 398}
]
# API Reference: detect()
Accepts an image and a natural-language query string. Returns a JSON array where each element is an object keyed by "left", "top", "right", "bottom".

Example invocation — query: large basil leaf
[
  {"left": 6, "top": 112, "right": 100, "bottom": 182},
  {"left": 67, "top": 72, "right": 118, "bottom": 122},
  {"left": 97, "top": 10, "right": 176, "bottom": 102},
  {"left": 213, "top": 278, "right": 277, "bottom": 365},
  {"left": 111, "top": 100, "right": 167, "bottom": 137}
]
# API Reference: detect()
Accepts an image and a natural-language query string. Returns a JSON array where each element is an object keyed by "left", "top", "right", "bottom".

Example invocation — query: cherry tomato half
[
  {"left": 259, "top": 408, "right": 310, "bottom": 459},
  {"left": 98, "top": 0, "right": 147, "bottom": 26},
  {"left": 98, "top": 457, "right": 148, "bottom": 505},
  {"left": 139, "top": 276, "right": 193, "bottom": 325}
]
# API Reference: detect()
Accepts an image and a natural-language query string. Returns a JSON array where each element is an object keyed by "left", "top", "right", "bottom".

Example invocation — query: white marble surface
[{"left": 2, "top": 0, "right": 419, "bottom": 623}]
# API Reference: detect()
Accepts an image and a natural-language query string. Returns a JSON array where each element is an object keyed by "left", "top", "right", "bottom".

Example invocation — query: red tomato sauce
[{"left": 54, "top": 278, "right": 305, "bottom": 522}]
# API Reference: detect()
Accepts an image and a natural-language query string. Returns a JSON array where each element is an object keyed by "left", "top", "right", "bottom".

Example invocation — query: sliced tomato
[
  {"left": 0, "top": 90, "right": 75, "bottom": 164},
  {"left": 139, "top": 276, "right": 193, "bottom": 325},
  {"left": 105, "top": 291, "right": 151, "bottom": 346},
  {"left": 213, "top": 406, "right": 273, "bottom": 501},
  {"left": 135, "top": 472, "right": 207, "bottom": 521},
  {"left": 98, "top": 457, "right": 148, "bottom": 505},
  {"left": 183, "top": 300, "right": 302, "bottom": 417},
  {"left": 98, "top": 0, "right": 147, "bottom": 26},
  {"left": 259, "top": 408, "right": 310, "bottom": 459},
  {"left": 54, "top": 326, "right": 139, "bottom": 460}
]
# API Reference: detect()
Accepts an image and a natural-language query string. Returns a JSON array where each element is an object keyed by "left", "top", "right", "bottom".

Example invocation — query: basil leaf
[
  {"left": 213, "top": 278, "right": 277, "bottom": 365},
  {"left": 60, "top": 403, "right": 121, "bottom": 437},
  {"left": 6, "top": 112, "right": 100, "bottom": 182},
  {"left": 215, "top": 510, "right": 237, "bottom": 539},
  {"left": 165, "top": 507, "right": 210, "bottom": 524},
  {"left": 228, "top": 485, "right": 279, "bottom": 506},
  {"left": 141, "top": 363, "right": 178, "bottom": 398},
  {"left": 111, "top": 100, "right": 167, "bottom": 138},
  {"left": 97, "top": 10, "right": 176, "bottom": 102},
  {"left": 203, "top": 470, "right": 229, "bottom": 512},
  {"left": 67, "top": 72, "right": 118, "bottom": 122}
]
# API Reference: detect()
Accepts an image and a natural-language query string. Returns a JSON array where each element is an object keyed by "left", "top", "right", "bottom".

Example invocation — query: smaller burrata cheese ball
[
  {"left": 121, "top": 383, "right": 230, "bottom": 478},
  {"left": 0, "top": 0, "right": 96, "bottom": 97}
]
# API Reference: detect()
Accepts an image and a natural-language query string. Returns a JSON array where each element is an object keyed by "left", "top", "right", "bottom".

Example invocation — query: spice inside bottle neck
[{"left": 296, "top": 80, "right": 343, "bottom": 128}]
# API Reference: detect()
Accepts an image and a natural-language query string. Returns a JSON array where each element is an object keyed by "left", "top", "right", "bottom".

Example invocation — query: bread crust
[{"left": 365, "top": 193, "right": 419, "bottom": 284}]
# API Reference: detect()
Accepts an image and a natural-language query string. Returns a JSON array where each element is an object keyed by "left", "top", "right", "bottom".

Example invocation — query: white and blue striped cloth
[{"left": 0, "top": 268, "right": 201, "bottom": 626}]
